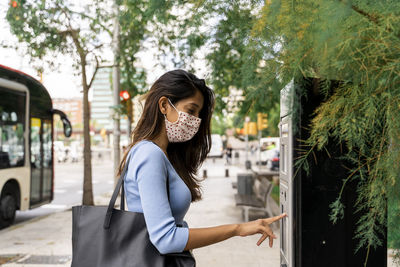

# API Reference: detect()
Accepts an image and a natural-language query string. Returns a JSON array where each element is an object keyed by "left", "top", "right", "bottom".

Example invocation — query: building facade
[
  {"left": 131, "top": 94, "right": 144, "bottom": 129},
  {"left": 90, "top": 67, "right": 129, "bottom": 132},
  {"left": 52, "top": 98, "right": 83, "bottom": 127}
]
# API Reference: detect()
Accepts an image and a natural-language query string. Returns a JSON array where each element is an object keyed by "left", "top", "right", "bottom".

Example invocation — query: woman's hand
[{"left": 235, "top": 213, "right": 287, "bottom": 247}]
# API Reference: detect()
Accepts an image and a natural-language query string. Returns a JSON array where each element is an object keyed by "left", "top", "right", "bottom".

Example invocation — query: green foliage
[
  {"left": 251, "top": 0, "right": 400, "bottom": 261},
  {"left": 211, "top": 114, "right": 230, "bottom": 136},
  {"left": 6, "top": 0, "right": 111, "bottom": 70},
  {"left": 118, "top": 0, "right": 171, "bottom": 98},
  {"left": 271, "top": 184, "right": 280, "bottom": 204},
  {"left": 179, "top": 1, "right": 282, "bottom": 121},
  {"left": 329, "top": 197, "right": 345, "bottom": 224}
]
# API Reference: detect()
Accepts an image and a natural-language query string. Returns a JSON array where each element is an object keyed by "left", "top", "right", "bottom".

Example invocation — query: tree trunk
[
  {"left": 127, "top": 114, "right": 132, "bottom": 141},
  {"left": 81, "top": 58, "right": 94, "bottom": 205},
  {"left": 112, "top": 2, "right": 121, "bottom": 186}
]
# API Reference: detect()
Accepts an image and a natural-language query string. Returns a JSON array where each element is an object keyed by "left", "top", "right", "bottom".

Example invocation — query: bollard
[
  {"left": 245, "top": 160, "right": 252, "bottom": 170},
  {"left": 225, "top": 168, "right": 229, "bottom": 178},
  {"left": 234, "top": 152, "right": 240, "bottom": 165},
  {"left": 203, "top": 169, "right": 207, "bottom": 178},
  {"left": 237, "top": 172, "right": 254, "bottom": 195}
]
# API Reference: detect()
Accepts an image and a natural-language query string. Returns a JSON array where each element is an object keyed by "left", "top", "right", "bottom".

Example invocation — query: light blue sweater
[{"left": 123, "top": 140, "right": 191, "bottom": 254}]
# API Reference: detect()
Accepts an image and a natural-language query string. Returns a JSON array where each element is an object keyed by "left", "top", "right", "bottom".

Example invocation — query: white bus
[
  {"left": 208, "top": 134, "right": 224, "bottom": 158},
  {"left": 0, "top": 65, "right": 71, "bottom": 229}
]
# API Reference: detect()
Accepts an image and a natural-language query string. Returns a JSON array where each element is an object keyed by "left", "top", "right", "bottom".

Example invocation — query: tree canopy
[{"left": 5, "top": 0, "right": 200, "bottom": 205}]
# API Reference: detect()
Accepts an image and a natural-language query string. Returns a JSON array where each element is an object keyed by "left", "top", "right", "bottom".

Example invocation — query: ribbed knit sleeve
[{"left": 126, "top": 142, "right": 189, "bottom": 254}]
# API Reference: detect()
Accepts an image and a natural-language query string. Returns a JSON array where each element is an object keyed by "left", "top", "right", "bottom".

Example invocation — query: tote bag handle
[{"left": 103, "top": 152, "right": 131, "bottom": 229}]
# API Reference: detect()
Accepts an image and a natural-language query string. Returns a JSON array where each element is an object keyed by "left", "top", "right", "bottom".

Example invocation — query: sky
[{"left": 0, "top": 1, "right": 209, "bottom": 100}]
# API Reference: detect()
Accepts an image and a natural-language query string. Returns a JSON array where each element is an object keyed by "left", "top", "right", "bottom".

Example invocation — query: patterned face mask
[{"left": 164, "top": 98, "right": 202, "bottom": 143}]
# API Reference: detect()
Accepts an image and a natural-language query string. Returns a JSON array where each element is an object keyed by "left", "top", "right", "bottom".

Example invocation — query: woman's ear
[{"left": 158, "top": 96, "right": 169, "bottom": 115}]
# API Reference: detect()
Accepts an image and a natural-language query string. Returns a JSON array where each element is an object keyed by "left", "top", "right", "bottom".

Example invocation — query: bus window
[
  {"left": 42, "top": 120, "right": 52, "bottom": 200},
  {"left": 0, "top": 88, "right": 26, "bottom": 169},
  {"left": 30, "top": 118, "right": 53, "bottom": 206},
  {"left": 30, "top": 118, "right": 41, "bottom": 204}
]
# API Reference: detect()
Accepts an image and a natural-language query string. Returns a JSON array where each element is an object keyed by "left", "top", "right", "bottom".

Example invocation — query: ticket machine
[
  {"left": 279, "top": 80, "right": 293, "bottom": 267},
  {"left": 279, "top": 78, "right": 386, "bottom": 267}
]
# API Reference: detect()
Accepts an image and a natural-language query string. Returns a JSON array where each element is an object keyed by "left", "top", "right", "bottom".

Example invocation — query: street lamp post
[
  {"left": 245, "top": 116, "right": 250, "bottom": 169},
  {"left": 112, "top": 0, "right": 120, "bottom": 186}
]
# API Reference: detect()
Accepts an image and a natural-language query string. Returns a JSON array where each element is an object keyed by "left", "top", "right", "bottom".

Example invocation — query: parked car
[
  {"left": 260, "top": 147, "right": 280, "bottom": 170},
  {"left": 260, "top": 137, "right": 280, "bottom": 151},
  {"left": 208, "top": 134, "right": 224, "bottom": 158}
]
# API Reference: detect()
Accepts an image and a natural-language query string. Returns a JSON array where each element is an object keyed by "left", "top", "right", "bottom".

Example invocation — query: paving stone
[{"left": 18, "top": 255, "right": 71, "bottom": 264}]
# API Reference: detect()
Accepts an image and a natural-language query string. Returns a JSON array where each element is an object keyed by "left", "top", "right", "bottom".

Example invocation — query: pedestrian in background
[
  {"left": 225, "top": 143, "right": 233, "bottom": 165},
  {"left": 117, "top": 69, "right": 286, "bottom": 259}
]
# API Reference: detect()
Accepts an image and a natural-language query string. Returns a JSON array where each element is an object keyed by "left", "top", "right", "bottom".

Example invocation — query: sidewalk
[
  {"left": 0, "top": 193, "right": 111, "bottom": 267},
  {"left": 189, "top": 161, "right": 281, "bottom": 267}
]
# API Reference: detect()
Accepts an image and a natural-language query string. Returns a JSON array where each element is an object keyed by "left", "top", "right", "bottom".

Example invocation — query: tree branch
[
  {"left": 98, "top": 64, "right": 118, "bottom": 68},
  {"left": 62, "top": 6, "right": 113, "bottom": 36},
  {"left": 337, "top": 0, "right": 400, "bottom": 40},
  {"left": 88, "top": 55, "right": 100, "bottom": 89},
  {"left": 88, "top": 44, "right": 104, "bottom": 54},
  {"left": 350, "top": 4, "right": 379, "bottom": 25}
]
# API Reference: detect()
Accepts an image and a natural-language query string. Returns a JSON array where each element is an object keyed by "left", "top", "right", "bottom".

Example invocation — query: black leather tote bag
[{"left": 71, "top": 156, "right": 196, "bottom": 267}]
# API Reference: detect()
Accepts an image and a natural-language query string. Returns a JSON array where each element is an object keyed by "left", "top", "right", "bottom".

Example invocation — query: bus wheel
[{"left": 0, "top": 187, "right": 17, "bottom": 229}]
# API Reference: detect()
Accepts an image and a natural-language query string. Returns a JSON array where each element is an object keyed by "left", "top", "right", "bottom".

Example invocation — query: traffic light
[
  {"left": 257, "top": 112, "right": 268, "bottom": 130},
  {"left": 243, "top": 122, "right": 249, "bottom": 135},
  {"left": 100, "top": 128, "right": 107, "bottom": 141},
  {"left": 249, "top": 122, "right": 258, "bottom": 135},
  {"left": 120, "top": 90, "right": 132, "bottom": 119},
  {"left": 10, "top": 0, "right": 21, "bottom": 20},
  {"left": 120, "top": 90, "right": 130, "bottom": 100}
]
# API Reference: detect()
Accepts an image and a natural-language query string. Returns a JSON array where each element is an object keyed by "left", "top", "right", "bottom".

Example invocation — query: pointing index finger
[{"left": 269, "top": 213, "right": 287, "bottom": 223}]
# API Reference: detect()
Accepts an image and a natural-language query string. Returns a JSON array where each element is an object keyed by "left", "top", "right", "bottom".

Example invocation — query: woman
[{"left": 118, "top": 69, "right": 286, "bottom": 256}]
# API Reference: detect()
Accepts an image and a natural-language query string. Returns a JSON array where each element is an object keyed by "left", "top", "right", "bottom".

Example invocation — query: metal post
[
  {"left": 258, "top": 130, "right": 262, "bottom": 166},
  {"left": 112, "top": 1, "right": 120, "bottom": 187},
  {"left": 245, "top": 116, "right": 250, "bottom": 164},
  {"left": 245, "top": 134, "right": 249, "bottom": 162}
]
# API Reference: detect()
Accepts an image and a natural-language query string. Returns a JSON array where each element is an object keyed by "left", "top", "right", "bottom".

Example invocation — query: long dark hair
[{"left": 118, "top": 69, "right": 215, "bottom": 202}]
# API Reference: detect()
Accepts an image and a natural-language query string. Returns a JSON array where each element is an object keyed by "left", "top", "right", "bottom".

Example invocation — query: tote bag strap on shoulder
[{"left": 104, "top": 152, "right": 131, "bottom": 229}]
